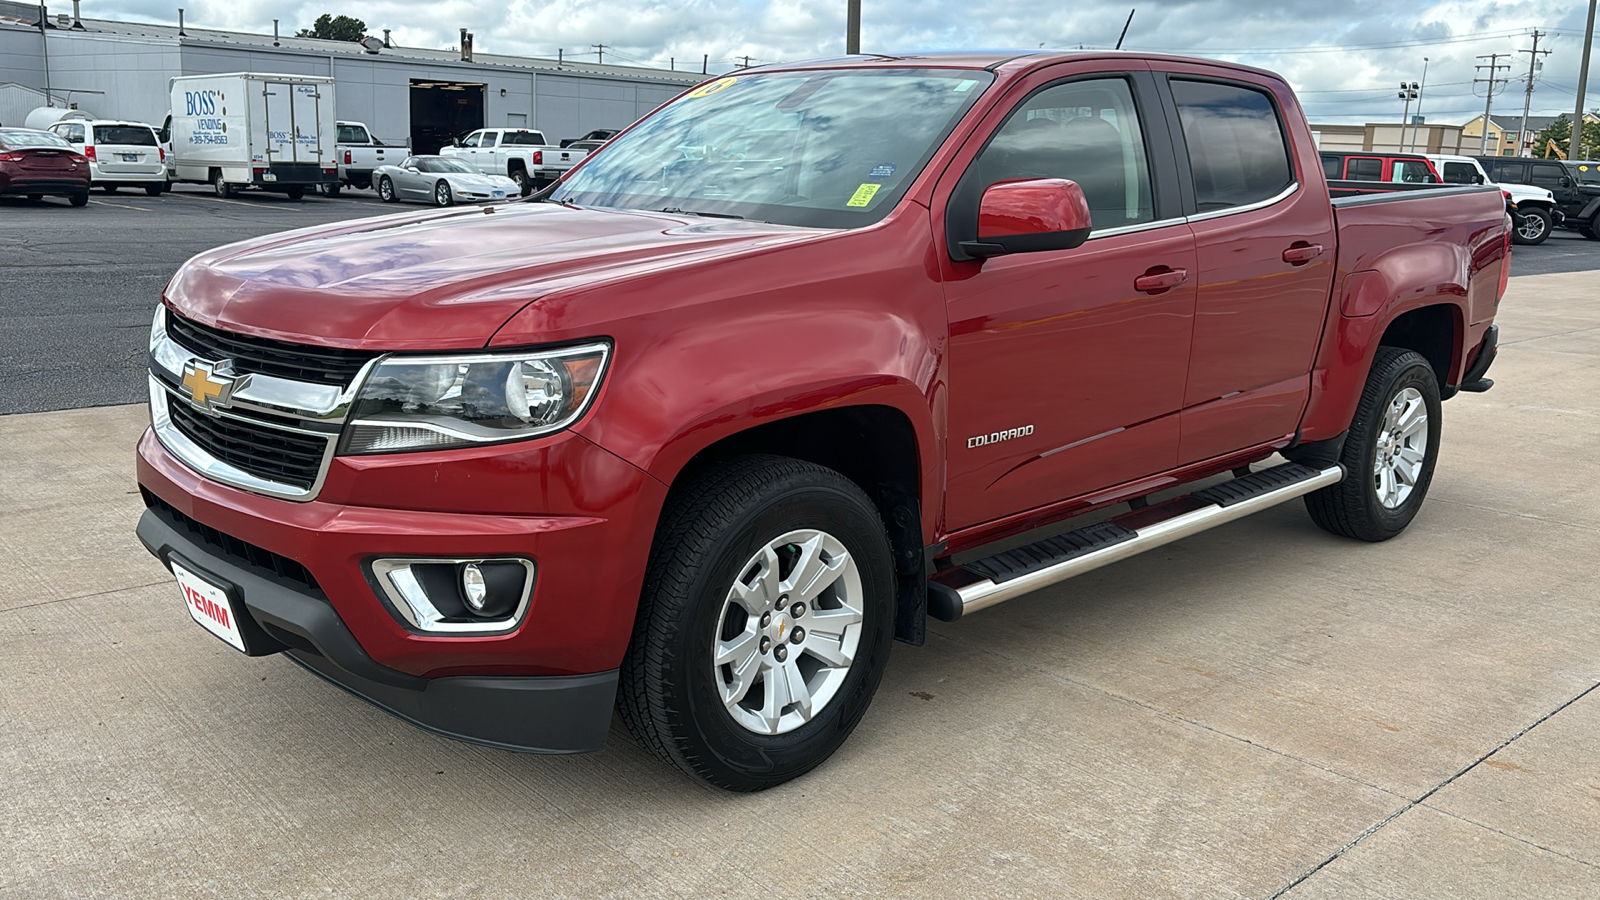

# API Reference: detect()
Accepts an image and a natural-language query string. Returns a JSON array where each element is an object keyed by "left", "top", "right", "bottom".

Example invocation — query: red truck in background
[{"left": 135, "top": 51, "right": 1508, "bottom": 792}]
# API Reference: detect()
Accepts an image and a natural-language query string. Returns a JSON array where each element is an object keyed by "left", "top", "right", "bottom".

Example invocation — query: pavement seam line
[
  {"left": 1430, "top": 497, "right": 1599, "bottom": 534},
  {"left": 925, "top": 629, "right": 1403, "bottom": 799},
  {"left": 1498, "top": 323, "right": 1600, "bottom": 347},
  {"left": 1266, "top": 678, "right": 1600, "bottom": 898},
  {"left": 1418, "top": 804, "right": 1600, "bottom": 873},
  {"left": 0, "top": 579, "right": 171, "bottom": 615}
]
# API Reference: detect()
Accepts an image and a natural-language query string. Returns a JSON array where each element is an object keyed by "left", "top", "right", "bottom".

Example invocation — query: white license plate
[
  {"left": 174, "top": 561, "right": 246, "bottom": 653},
  {"left": 262, "top": 173, "right": 277, "bottom": 182},
  {"left": 121, "top": 153, "right": 140, "bottom": 161},
  {"left": 493, "top": 191, "right": 505, "bottom": 198}
]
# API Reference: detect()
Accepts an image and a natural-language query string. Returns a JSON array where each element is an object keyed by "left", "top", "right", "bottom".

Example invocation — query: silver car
[{"left": 373, "top": 155, "right": 517, "bottom": 206}]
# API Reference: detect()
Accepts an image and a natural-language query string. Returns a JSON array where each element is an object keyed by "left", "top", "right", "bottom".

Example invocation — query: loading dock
[{"left": 409, "top": 80, "right": 485, "bottom": 155}]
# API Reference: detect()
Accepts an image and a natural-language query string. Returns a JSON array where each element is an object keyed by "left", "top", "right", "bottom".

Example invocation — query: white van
[
  {"left": 166, "top": 73, "right": 337, "bottom": 199},
  {"left": 48, "top": 119, "right": 168, "bottom": 195}
]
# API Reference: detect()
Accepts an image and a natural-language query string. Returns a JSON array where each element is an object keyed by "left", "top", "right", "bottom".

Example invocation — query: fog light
[{"left": 461, "top": 563, "right": 488, "bottom": 611}]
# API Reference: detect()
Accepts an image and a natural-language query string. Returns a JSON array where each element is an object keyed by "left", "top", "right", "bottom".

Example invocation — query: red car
[
  {"left": 135, "top": 51, "right": 1508, "bottom": 791},
  {"left": 0, "top": 127, "right": 90, "bottom": 206}
]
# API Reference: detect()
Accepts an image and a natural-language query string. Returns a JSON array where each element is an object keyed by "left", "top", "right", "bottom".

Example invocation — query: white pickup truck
[
  {"left": 1427, "top": 154, "right": 1561, "bottom": 245},
  {"left": 440, "top": 127, "right": 586, "bottom": 194},
  {"left": 326, "top": 120, "right": 400, "bottom": 195}
]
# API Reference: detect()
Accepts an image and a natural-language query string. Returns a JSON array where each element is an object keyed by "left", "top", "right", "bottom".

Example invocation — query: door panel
[
  {"left": 939, "top": 71, "right": 1196, "bottom": 530},
  {"left": 1161, "top": 73, "right": 1337, "bottom": 464}
]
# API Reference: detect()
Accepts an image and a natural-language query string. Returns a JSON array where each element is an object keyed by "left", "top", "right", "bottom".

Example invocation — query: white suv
[
  {"left": 49, "top": 119, "right": 168, "bottom": 196},
  {"left": 1427, "top": 153, "right": 1559, "bottom": 246}
]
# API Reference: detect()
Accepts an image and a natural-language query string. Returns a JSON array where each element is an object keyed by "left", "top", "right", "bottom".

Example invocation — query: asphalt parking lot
[
  {"left": 1, "top": 272, "right": 1596, "bottom": 898},
  {"left": 0, "top": 186, "right": 1596, "bottom": 415}
]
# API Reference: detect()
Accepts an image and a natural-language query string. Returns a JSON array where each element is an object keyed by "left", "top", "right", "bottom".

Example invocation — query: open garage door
[{"left": 410, "top": 80, "right": 486, "bottom": 155}]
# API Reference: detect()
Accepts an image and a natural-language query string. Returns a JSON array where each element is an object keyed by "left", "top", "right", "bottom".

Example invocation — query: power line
[{"left": 1139, "top": 27, "right": 1535, "bottom": 56}]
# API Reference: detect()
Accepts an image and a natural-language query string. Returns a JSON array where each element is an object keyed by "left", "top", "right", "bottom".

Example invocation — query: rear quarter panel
[{"left": 1298, "top": 187, "right": 1508, "bottom": 441}]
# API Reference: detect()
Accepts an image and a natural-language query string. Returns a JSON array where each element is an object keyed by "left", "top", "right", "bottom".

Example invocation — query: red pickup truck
[{"left": 136, "top": 51, "right": 1508, "bottom": 791}]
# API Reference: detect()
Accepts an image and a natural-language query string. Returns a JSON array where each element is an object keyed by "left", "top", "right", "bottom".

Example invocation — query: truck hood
[{"left": 165, "top": 202, "right": 828, "bottom": 350}]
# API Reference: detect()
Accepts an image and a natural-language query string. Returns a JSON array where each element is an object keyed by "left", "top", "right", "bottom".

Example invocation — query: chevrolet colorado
[{"left": 135, "top": 51, "right": 1509, "bottom": 791}]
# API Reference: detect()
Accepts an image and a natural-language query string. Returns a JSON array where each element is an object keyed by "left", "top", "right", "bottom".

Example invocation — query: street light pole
[
  {"left": 1572, "top": 0, "right": 1597, "bottom": 160},
  {"left": 846, "top": 0, "right": 861, "bottom": 55},
  {"left": 1399, "top": 81, "right": 1418, "bottom": 152},
  {"left": 1410, "top": 57, "right": 1429, "bottom": 152}
]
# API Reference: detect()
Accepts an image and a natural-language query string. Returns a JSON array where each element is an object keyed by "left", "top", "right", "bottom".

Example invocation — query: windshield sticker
[
  {"left": 868, "top": 163, "right": 897, "bottom": 178},
  {"left": 847, "top": 183, "right": 882, "bottom": 207},
  {"left": 954, "top": 79, "right": 978, "bottom": 92},
  {"left": 688, "top": 77, "right": 737, "bottom": 99}
]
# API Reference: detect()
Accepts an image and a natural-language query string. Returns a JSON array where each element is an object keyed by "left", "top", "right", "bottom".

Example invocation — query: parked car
[
  {"left": 372, "top": 155, "right": 517, "bottom": 206},
  {"left": 47, "top": 118, "right": 167, "bottom": 195},
  {"left": 1319, "top": 151, "right": 1441, "bottom": 197},
  {"left": 561, "top": 128, "right": 619, "bottom": 148},
  {"left": 322, "top": 120, "right": 401, "bottom": 195},
  {"left": 136, "top": 51, "right": 1508, "bottom": 792},
  {"left": 440, "top": 127, "right": 586, "bottom": 193},
  {"left": 0, "top": 127, "right": 90, "bottom": 206},
  {"left": 1477, "top": 156, "right": 1600, "bottom": 239},
  {"left": 1428, "top": 154, "right": 1560, "bottom": 245}
]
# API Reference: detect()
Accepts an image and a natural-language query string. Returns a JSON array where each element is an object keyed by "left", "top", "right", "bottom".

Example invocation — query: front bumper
[{"left": 137, "top": 506, "right": 617, "bottom": 753}]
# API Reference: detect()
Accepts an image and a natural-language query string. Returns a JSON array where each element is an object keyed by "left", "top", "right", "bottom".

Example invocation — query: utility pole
[
  {"left": 593, "top": 43, "right": 606, "bottom": 64},
  {"left": 1398, "top": 81, "right": 1418, "bottom": 152},
  {"left": 37, "top": 1, "right": 53, "bottom": 107},
  {"left": 1574, "top": 0, "right": 1597, "bottom": 160},
  {"left": 846, "top": 0, "right": 861, "bottom": 54},
  {"left": 1474, "top": 53, "right": 1511, "bottom": 155},
  {"left": 1517, "top": 31, "right": 1551, "bottom": 158},
  {"left": 740, "top": 55, "right": 752, "bottom": 68},
  {"left": 1409, "top": 57, "right": 1429, "bottom": 152}
]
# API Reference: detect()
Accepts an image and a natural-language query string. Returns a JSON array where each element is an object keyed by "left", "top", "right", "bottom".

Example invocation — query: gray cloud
[{"left": 85, "top": 0, "right": 1589, "bottom": 124}]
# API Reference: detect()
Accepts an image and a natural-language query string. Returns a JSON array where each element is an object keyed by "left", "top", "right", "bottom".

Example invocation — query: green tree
[
  {"left": 1534, "top": 112, "right": 1600, "bottom": 159},
  {"left": 297, "top": 14, "right": 367, "bottom": 42}
]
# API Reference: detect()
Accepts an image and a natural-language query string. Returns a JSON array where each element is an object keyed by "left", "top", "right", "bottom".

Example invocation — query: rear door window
[
  {"left": 1321, "top": 155, "right": 1342, "bottom": 179},
  {"left": 1345, "top": 157, "right": 1382, "bottom": 181},
  {"left": 93, "top": 125, "right": 157, "bottom": 146},
  {"left": 1170, "top": 79, "right": 1293, "bottom": 210}
]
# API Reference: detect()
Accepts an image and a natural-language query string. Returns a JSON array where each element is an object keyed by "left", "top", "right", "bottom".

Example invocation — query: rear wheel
[
  {"left": 1583, "top": 216, "right": 1600, "bottom": 240},
  {"left": 1511, "top": 207, "right": 1551, "bottom": 245},
  {"left": 68, "top": 191, "right": 88, "bottom": 207},
  {"left": 102, "top": 184, "right": 118, "bottom": 193},
  {"left": 212, "top": 171, "right": 233, "bottom": 199},
  {"left": 378, "top": 176, "right": 398, "bottom": 203},
  {"left": 509, "top": 168, "right": 528, "bottom": 193},
  {"left": 620, "top": 456, "right": 895, "bottom": 791},
  {"left": 284, "top": 185, "right": 305, "bottom": 201},
  {"left": 144, "top": 181, "right": 166, "bottom": 197},
  {"left": 319, "top": 182, "right": 341, "bottom": 197},
  {"left": 1305, "top": 347, "right": 1442, "bottom": 542},
  {"left": 434, "top": 180, "right": 454, "bottom": 207}
]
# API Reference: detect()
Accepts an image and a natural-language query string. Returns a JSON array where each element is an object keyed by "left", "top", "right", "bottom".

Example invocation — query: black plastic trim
[
  {"left": 135, "top": 510, "right": 618, "bottom": 753},
  {"left": 1191, "top": 462, "right": 1321, "bottom": 508},
  {"left": 1458, "top": 323, "right": 1498, "bottom": 393}
]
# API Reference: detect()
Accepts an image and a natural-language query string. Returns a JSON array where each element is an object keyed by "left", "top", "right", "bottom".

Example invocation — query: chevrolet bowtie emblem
[{"left": 180, "top": 360, "right": 246, "bottom": 413}]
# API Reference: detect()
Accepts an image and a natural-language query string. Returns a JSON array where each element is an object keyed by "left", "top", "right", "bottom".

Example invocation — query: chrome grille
[
  {"left": 166, "top": 398, "right": 329, "bottom": 491},
  {"left": 165, "top": 313, "right": 376, "bottom": 387}
]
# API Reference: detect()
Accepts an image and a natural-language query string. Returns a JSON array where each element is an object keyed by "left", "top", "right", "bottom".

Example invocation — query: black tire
[
  {"left": 68, "top": 191, "right": 88, "bottom": 207},
  {"left": 434, "top": 180, "right": 454, "bottom": 207},
  {"left": 1511, "top": 207, "right": 1551, "bottom": 245},
  {"left": 1583, "top": 218, "right": 1600, "bottom": 241},
  {"left": 284, "top": 185, "right": 305, "bottom": 201},
  {"left": 378, "top": 176, "right": 398, "bottom": 203},
  {"left": 1305, "top": 347, "right": 1442, "bottom": 542},
  {"left": 102, "top": 184, "right": 118, "bottom": 193},
  {"left": 145, "top": 181, "right": 166, "bottom": 197},
  {"left": 318, "top": 182, "right": 342, "bottom": 197},
  {"left": 26, "top": 193, "right": 41, "bottom": 201},
  {"left": 509, "top": 167, "right": 528, "bottom": 192},
  {"left": 212, "top": 171, "right": 233, "bottom": 199},
  {"left": 619, "top": 455, "right": 896, "bottom": 791}
]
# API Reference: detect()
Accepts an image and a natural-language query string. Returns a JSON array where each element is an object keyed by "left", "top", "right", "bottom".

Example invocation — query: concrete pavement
[{"left": 1, "top": 272, "right": 1597, "bottom": 898}]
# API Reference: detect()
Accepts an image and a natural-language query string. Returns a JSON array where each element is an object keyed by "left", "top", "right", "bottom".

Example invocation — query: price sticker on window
[{"left": 847, "top": 183, "right": 881, "bottom": 207}]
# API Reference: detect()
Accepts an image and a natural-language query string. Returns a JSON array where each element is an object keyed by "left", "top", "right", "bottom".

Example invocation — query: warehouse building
[{"left": 0, "top": 1, "right": 704, "bottom": 150}]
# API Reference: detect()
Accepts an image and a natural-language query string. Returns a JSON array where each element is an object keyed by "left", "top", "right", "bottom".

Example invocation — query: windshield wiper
[{"left": 659, "top": 207, "right": 745, "bottom": 219}]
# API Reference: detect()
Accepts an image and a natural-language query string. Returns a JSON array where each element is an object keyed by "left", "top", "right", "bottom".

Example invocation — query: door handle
[
  {"left": 1282, "top": 243, "right": 1324, "bottom": 265},
  {"left": 1134, "top": 266, "right": 1189, "bottom": 294}
]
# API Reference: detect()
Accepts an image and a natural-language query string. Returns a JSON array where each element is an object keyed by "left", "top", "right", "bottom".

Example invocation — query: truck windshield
[{"left": 551, "top": 68, "right": 994, "bottom": 228}]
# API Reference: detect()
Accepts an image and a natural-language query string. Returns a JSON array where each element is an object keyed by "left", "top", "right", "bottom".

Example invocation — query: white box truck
[{"left": 166, "top": 73, "right": 337, "bottom": 199}]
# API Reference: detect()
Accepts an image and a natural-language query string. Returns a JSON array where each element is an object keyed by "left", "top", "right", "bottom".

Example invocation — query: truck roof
[{"left": 740, "top": 50, "right": 1286, "bottom": 81}]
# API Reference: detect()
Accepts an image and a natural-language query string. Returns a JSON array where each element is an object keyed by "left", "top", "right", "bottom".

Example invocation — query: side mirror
[
  {"left": 959, "top": 178, "right": 1093, "bottom": 259},
  {"left": 405, "top": 166, "right": 419, "bottom": 173},
  {"left": 1561, "top": 176, "right": 1574, "bottom": 187},
  {"left": 451, "top": 137, "right": 462, "bottom": 148},
  {"left": 1473, "top": 173, "right": 1485, "bottom": 184}
]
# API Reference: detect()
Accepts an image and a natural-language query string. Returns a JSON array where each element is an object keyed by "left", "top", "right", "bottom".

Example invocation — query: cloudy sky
[{"left": 89, "top": 0, "right": 1592, "bottom": 126}]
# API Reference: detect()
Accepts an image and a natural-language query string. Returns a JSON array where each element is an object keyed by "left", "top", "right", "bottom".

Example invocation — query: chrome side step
[{"left": 926, "top": 463, "right": 1344, "bottom": 621}]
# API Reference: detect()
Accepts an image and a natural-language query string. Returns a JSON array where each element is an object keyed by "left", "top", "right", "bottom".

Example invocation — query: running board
[{"left": 926, "top": 462, "right": 1344, "bottom": 621}]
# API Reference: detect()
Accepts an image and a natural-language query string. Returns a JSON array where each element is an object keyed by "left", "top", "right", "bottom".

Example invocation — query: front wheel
[
  {"left": 619, "top": 456, "right": 896, "bottom": 791},
  {"left": 1512, "top": 207, "right": 1551, "bottom": 245},
  {"left": 1305, "top": 347, "right": 1442, "bottom": 542},
  {"left": 1583, "top": 217, "right": 1600, "bottom": 241},
  {"left": 102, "top": 184, "right": 118, "bottom": 193},
  {"left": 378, "top": 176, "right": 398, "bottom": 203},
  {"left": 434, "top": 180, "right": 454, "bottom": 207}
]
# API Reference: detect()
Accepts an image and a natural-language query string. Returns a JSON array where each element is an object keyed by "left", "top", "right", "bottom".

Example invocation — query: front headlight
[{"left": 340, "top": 342, "right": 609, "bottom": 454}]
